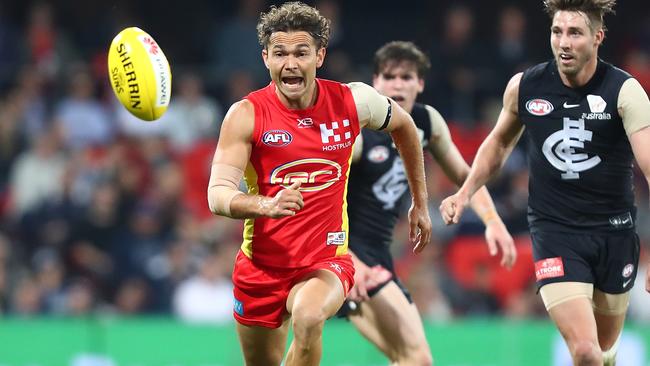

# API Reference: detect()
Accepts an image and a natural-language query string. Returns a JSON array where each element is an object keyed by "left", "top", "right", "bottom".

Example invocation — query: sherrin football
[{"left": 108, "top": 27, "right": 171, "bottom": 121}]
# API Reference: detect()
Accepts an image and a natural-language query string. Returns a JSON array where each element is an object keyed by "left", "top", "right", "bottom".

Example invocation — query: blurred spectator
[
  {"left": 224, "top": 70, "right": 257, "bottom": 107},
  {"left": 173, "top": 246, "right": 235, "bottom": 324},
  {"left": 10, "top": 274, "right": 42, "bottom": 315},
  {"left": 65, "top": 278, "right": 95, "bottom": 315},
  {"left": 65, "top": 182, "right": 121, "bottom": 300},
  {"left": 488, "top": 6, "right": 532, "bottom": 93},
  {"left": 23, "top": 2, "right": 78, "bottom": 83},
  {"left": 54, "top": 66, "right": 113, "bottom": 150},
  {"left": 623, "top": 47, "right": 650, "bottom": 92},
  {"left": 146, "top": 241, "right": 195, "bottom": 313},
  {"left": 0, "top": 4, "right": 22, "bottom": 90},
  {"left": 209, "top": 0, "right": 267, "bottom": 86},
  {"left": 8, "top": 125, "right": 66, "bottom": 217},
  {"left": 113, "top": 277, "right": 150, "bottom": 314},
  {"left": 427, "top": 4, "right": 488, "bottom": 125},
  {"left": 158, "top": 72, "right": 223, "bottom": 152},
  {"left": 0, "top": 91, "right": 28, "bottom": 193},
  {"left": 33, "top": 248, "right": 67, "bottom": 314},
  {"left": 7, "top": 66, "right": 48, "bottom": 144}
]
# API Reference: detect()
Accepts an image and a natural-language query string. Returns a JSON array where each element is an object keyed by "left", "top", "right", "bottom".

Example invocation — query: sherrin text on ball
[{"left": 108, "top": 27, "right": 171, "bottom": 121}]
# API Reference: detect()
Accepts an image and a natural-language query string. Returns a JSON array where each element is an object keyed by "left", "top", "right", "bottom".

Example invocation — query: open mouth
[
  {"left": 281, "top": 76, "right": 304, "bottom": 88},
  {"left": 391, "top": 95, "right": 405, "bottom": 102},
  {"left": 559, "top": 53, "right": 574, "bottom": 64}
]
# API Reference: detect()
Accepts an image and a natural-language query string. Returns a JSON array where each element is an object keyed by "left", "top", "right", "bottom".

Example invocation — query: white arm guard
[{"left": 207, "top": 163, "right": 245, "bottom": 217}]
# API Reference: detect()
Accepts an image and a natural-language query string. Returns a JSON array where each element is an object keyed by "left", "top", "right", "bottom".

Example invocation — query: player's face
[
  {"left": 263, "top": 31, "right": 325, "bottom": 108},
  {"left": 373, "top": 61, "right": 424, "bottom": 113},
  {"left": 550, "top": 11, "right": 603, "bottom": 77}
]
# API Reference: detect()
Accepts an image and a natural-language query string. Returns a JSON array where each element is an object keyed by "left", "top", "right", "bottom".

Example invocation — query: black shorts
[
  {"left": 531, "top": 230, "right": 640, "bottom": 294},
  {"left": 335, "top": 238, "right": 412, "bottom": 318}
]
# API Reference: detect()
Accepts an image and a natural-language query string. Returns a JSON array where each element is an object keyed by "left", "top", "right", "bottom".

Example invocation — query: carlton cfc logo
[
  {"left": 526, "top": 99, "right": 554, "bottom": 116},
  {"left": 262, "top": 130, "right": 293, "bottom": 147}
]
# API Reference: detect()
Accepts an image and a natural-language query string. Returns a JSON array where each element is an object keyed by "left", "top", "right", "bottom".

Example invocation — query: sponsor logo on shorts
[
  {"left": 327, "top": 231, "right": 346, "bottom": 246},
  {"left": 535, "top": 257, "right": 565, "bottom": 280},
  {"left": 622, "top": 264, "right": 634, "bottom": 278},
  {"left": 233, "top": 298, "right": 244, "bottom": 316},
  {"left": 329, "top": 262, "right": 343, "bottom": 274}
]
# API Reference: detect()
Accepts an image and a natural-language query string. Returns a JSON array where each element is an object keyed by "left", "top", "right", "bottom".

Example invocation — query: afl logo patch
[
  {"left": 622, "top": 264, "right": 634, "bottom": 278},
  {"left": 526, "top": 99, "right": 554, "bottom": 116},
  {"left": 262, "top": 130, "right": 292, "bottom": 147},
  {"left": 368, "top": 146, "right": 390, "bottom": 163}
]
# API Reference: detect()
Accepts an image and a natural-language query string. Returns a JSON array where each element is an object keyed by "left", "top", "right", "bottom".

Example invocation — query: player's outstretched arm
[
  {"left": 620, "top": 77, "right": 650, "bottom": 292},
  {"left": 425, "top": 107, "right": 516, "bottom": 268},
  {"left": 440, "top": 73, "right": 525, "bottom": 225},
  {"left": 384, "top": 100, "right": 431, "bottom": 253},
  {"left": 208, "top": 100, "right": 304, "bottom": 219},
  {"left": 629, "top": 126, "right": 650, "bottom": 293}
]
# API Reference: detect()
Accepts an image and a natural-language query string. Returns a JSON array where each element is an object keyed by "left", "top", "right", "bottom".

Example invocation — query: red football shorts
[{"left": 231, "top": 250, "right": 355, "bottom": 328}]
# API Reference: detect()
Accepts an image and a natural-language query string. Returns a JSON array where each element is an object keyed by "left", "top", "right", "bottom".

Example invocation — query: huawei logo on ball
[{"left": 142, "top": 37, "right": 159, "bottom": 55}]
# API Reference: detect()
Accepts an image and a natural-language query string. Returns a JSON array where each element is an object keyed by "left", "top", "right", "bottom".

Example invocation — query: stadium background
[{"left": 0, "top": 0, "right": 648, "bottom": 365}]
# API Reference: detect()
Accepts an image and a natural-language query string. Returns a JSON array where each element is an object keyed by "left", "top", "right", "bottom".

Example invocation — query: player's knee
[
  {"left": 292, "top": 307, "right": 326, "bottom": 337},
  {"left": 571, "top": 340, "right": 602, "bottom": 365},
  {"left": 390, "top": 345, "right": 433, "bottom": 366},
  {"left": 243, "top": 350, "right": 284, "bottom": 366},
  {"left": 409, "top": 349, "right": 434, "bottom": 366}
]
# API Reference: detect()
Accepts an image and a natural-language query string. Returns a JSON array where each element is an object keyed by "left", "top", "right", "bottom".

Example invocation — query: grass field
[{"left": 0, "top": 317, "right": 648, "bottom": 365}]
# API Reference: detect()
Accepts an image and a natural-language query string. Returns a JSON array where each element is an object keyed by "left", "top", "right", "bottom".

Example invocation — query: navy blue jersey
[
  {"left": 519, "top": 59, "right": 635, "bottom": 232},
  {"left": 347, "top": 103, "right": 433, "bottom": 247}
]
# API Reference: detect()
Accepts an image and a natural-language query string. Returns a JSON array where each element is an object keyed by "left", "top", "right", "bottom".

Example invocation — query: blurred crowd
[{"left": 0, "top": 0, "right": 649, "bottom": 324}]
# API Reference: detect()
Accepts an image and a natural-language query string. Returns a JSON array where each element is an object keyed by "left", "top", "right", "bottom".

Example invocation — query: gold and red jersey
[{"left": 242, "top": 79, "right": 360, "bottom": 268}]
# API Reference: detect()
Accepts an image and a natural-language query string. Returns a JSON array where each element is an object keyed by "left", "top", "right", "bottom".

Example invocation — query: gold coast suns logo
[{"left": 270, "top": 158, "right": 341, "bottom": 192}]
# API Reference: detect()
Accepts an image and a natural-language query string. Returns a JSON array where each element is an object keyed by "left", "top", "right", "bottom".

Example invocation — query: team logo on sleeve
[
  {"left": 526, "top": 99, "right": 554, "bottom": 116},
  {"left": 262, "top": 130, "right": 292, "bottom": 147}
]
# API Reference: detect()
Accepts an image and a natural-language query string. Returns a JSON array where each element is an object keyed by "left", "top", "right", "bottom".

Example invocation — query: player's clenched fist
[
  {"left": 259, "top": 180, "right": 305, "bottom": 218},
  {"left": 439, "top": 192, "right": 470, "bottom": 225}
]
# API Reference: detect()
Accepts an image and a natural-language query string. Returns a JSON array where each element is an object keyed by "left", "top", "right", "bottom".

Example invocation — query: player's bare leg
[
  {"left": 593, "top": 290, "right": 629, "bottom": 366},
  {"left": 236, "top": 319, "right": 290, "bottom": 366},
  {"left": 285, "top": 269, "right": 346, "bottom": 366},
  {"left": 349, "top": 282, "right": 433, "bottom": 366},
  {"left": 548, "top": 296, "right": 602, "bottom": 365}
]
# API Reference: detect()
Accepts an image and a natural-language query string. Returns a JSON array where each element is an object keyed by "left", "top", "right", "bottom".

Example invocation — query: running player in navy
[
  {"left": 441, "top": 1, "right": 650, "bottom": 365},
  {"left": 340, "top": 41, "right": 516, "bottom": 365}
]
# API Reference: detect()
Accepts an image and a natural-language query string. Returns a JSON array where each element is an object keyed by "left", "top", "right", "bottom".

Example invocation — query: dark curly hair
[
  {"left": 257, "top": 2, "right": 331, "bottom": 49},
  {"left": 543, "top": 0, "right": 616, "bottom": 32},
  {"left": 373, "top": 41, "right": 431, "bottom": 79}
]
